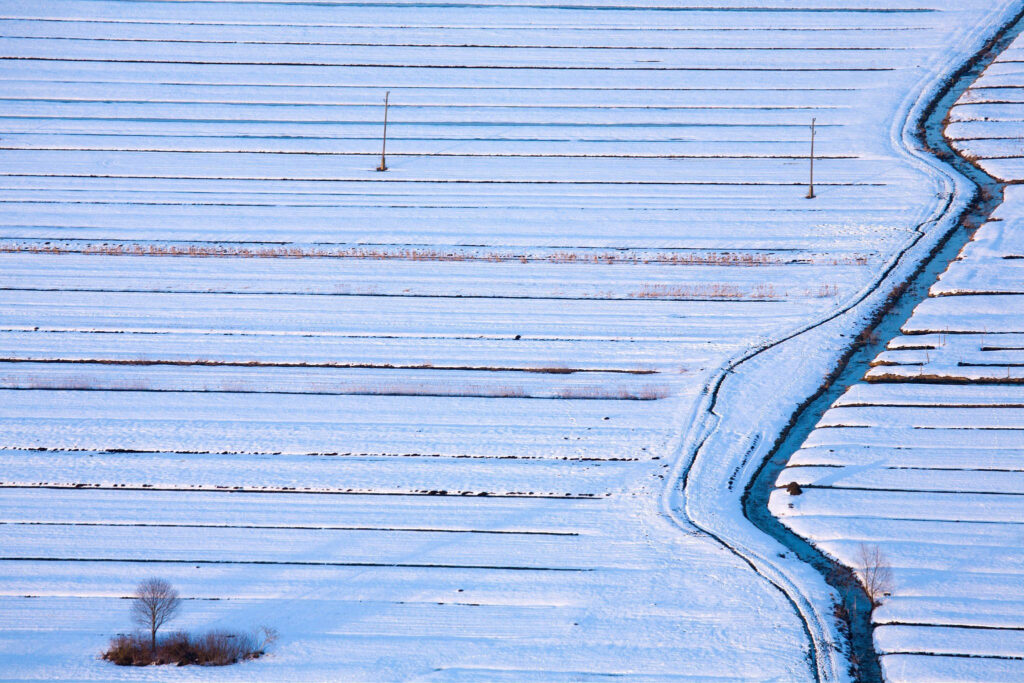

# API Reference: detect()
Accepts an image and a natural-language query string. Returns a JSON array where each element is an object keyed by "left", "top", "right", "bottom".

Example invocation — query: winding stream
[{"left": 743, "top": 8, "right": 1024, "bottom": 682}]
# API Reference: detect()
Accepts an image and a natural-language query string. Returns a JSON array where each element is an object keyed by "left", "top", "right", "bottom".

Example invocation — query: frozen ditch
[{"left": 0, "top": 1, "right": 1022, "bottom": 680}]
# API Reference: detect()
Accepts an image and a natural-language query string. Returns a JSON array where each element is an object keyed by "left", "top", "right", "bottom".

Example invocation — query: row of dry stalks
[
  {"left": 1, "top": 242, "right": 870, "bottom": 267},
  {"left": 629, "top": 283, "right": 839, "bottom": 299}
]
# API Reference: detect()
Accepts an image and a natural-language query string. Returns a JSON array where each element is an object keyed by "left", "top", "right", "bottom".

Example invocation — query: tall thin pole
[
  {"left": 377, "top": 91, "right": 390, "bottom": 172},
  {"left": 806, "top": 117, "right": 816, "bottom": 199}
]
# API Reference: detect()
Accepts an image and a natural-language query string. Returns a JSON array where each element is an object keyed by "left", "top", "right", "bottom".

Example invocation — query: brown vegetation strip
[
  {"left": 0, "top": 285, "right": 788, "bottom": 302},
  {"left": 867, "top": 374, "right": 1024, "bottom": 385},
  {"left": 0, "top": 58, "right": 899, "bottom": 70},
  {"left": 0, "top": 386, "right": 671, "bottom": 400},
  {"left": 0, "top": 521, "right": 579, "bottom": 536},
  {"left": 0, "top": 556, "right": 591, "bottom": 571},
  {"left": 0, "top": 147, "right": 857, "bottom": 160},
  {"left": 0, "top": 174, "right": 884, "bottom": 186},
  {"left": 0, "top": 447, "right": 644, "bottom": 462},
  {"left": 0, "top": 104, "right": 834, "bottom": 111},
  {"left": 0, "top": 484, "right": 609, "bottom": 499},
  {"left": 790, "top": 484, "right": 1024, "bottom": 496},
  {"left": 0, "top": 358, "right": 657, "bottom": 374},
  {"left": 0, "top": 36, "right": 909, "bottom": 50},
  {"left": 0, "top": 242, "right": 831, "bottom": 265},
  {"left": 0, "top": 328, "right": 669, "bottom": 344},
  {"left": 875, "top": 652, "right": 1024, "bottom": 661},
  {"left": 876, "top": 621, "right": 1024, "bottom": 632},
  {"left": 960, "top": 361, "right": 1024, "bottom": 366},
  {"left": 831, "top": 402, "right": 1024, "bottom": 408},
  {"left": 783, "top": 463, "right": 1024, "bottom": 473},
  {"left": 0, "top": 85, "right": 859, "bottom": 93},
  {"left": 0, "top": 17, "right": 932, "bottom": 29},
  {"left": 0, "top": 4, "right": 936, "bottom": 14}
]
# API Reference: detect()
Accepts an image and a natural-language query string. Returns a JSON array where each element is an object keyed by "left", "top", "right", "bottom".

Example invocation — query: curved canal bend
[{"left": 744, "top": 6, "right": 1024, "bottom": 682}]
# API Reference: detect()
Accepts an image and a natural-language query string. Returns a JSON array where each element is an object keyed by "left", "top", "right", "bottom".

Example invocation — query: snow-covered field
[
  {"left": 772, "top": 33, "right": 1024, "bottom": 683},
  {"left": 0, "top": 0, "right": 1019, "bottom": 680}
]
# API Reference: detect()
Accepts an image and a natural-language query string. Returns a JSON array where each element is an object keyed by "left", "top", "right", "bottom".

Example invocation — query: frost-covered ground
[
  {"left": 772, "top": 32, "right": 1024, "bottom": 683},
  {"left": 0, "top": 1, "right": 1019, "bottom": 680}
]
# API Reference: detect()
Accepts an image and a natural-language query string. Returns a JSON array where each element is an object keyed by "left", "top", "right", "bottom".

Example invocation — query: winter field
[
  {"left": 772, "top": 33, "right": 1024, "bottom": 683},
  {"left": 0, "top": 0, "right": 1020, "bottom": 680}
]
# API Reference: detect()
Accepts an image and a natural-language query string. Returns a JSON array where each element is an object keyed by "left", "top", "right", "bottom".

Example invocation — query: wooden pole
[
  {"left": 806, "top": 117, "right": 816, "bottom": 199},
  {"left": 377, "top": 91, "right": 390, "bottom": 172}
]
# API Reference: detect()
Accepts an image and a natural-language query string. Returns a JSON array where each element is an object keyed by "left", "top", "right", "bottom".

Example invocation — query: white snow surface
[
  {"left": 774, "top": 34, "right": 1024, "bottom": 683},
  {"left": 0, "top": 1, "right": 1020, "bottom": 680}
]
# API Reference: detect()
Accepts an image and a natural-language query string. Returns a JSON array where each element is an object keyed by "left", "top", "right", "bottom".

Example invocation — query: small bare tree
[
  {"left": 855, "top": 543, "right": 894, "bottom": 607},
  {"left": 253, "top": 624, "right": 279, "bottom": 655},
  {"left": 130, "top": 578, "right": 181, "bottom": 654}
]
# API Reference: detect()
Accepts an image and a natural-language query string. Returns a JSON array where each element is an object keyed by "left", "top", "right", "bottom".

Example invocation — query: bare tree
[
  {"left": 253, "top": 624, "right": 279, "bottom": 655},
  {"left": 855, "top": 543, "right": 894, "bottom": 607},
  {"left": 130, "top": 578, "right": 181, "bottom": 654}
]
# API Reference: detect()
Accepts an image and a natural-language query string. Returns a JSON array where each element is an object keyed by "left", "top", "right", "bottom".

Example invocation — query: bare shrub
[
  {"left": 826, "top": 563, "right": 855, "bottom": 591},
  {"left": 102, "top": 634, "right": 150, "bottom": 666},
  {"left": 253, "top": 625, "right": 279, "bottom": 655},
  {"left": 855, "top": 328, "right": 880, "bottom": 346},
  {"left": 159, "top": 631, "right": 196, "bottom": 665},
  {"left": 887, "top": 281, "right": 908, "bottom": 304},
  {"left": 832, "top": 601, "right": 850, "bottom": 632},
  {"left": 629, "top": 386, "right": 670, "bottom": 400},
  {"left": 131, "top": 578, "right": 181, "bottom": 654},
  {"left": 855, "top": 543, "right": 894, "bottom": 606},
  {"left": 101, "top": 628, "right": 272, "bottom": 667},
  {"left": 193, "top": 630, "right": 255, "bottom": 665},
  {"left": 535, "top": 366, "right": 575, "bottom": 374}
]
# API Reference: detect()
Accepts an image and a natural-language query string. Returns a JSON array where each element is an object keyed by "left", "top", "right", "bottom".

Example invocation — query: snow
[
  {"left": 773, "top": 27, "right": 1024, "bottom": 681},
  {"left": 0, "top": 0, "right": 1021, "bottom": 680}
]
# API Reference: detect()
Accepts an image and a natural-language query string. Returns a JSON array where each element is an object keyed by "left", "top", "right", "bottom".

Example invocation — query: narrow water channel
[{"left": 743, "top": 8, "right": 1024, "bottom": 682}]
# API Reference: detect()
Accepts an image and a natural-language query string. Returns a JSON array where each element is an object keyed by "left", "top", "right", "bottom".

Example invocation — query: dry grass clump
[
  {"left": 102, "top": 626, "right": 277, "bottom": 667},
  {"left": 630, "top": 284, "right": 745, "bottom": 299},
  {"left": 829, "top": 255, "right": 870, "bottom": 266},
  {"left": 628, "top": 283, "right": 781, "bottom": 300},
  {"left": 552, "top": 385, "right": 669, "bottom": 400}
]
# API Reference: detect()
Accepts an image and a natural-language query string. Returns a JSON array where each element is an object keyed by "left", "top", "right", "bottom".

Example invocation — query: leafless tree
[
  {"left": 130, "top": 578, "right": 181, "bottom": 654},
  {"left": 855, "top": 544, "right": 894, "bottom": 607},
  {"left": 254, "top": 624, "right": 279, "bottom": 654}
]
